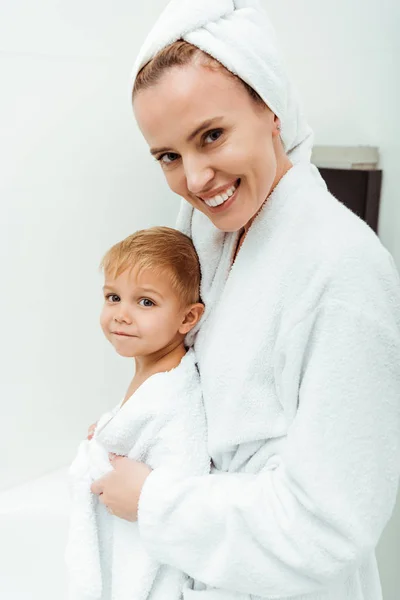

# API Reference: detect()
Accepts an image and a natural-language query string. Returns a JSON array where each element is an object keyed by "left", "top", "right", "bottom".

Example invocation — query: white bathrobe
[
  {"left": 130, "top": 2, "right": 400, "bottom": 597},
  {"left": 66, "top": 348, "right": 210, "bottom": 600},
  {"left": 135, "top": 162, "right": 400, "bottom": 600}
]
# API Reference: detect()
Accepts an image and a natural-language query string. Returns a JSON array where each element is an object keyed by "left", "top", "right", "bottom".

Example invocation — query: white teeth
[{"left": 204, "top": 182, "right": 239, "bottom": 207}]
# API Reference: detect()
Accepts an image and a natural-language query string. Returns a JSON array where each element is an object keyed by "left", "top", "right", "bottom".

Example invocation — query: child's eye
[
  {"left": 139, "top": 298, "right": 155, "bottom": 308},
  {"left": 204, "top": 129, "right": 223, "bottom": 144},
  {"left": 157, "top": 152, "right": 179, "bottom": 165},
  {"left": 105, "top": 294, "right": 120, "bottom": 303}
]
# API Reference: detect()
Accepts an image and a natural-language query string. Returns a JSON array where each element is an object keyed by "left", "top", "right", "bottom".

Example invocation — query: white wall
[
  {"left": 0, "top": 0, "right": 178, "bottom": 491},
  {"left": 265, "top": 0, "right": 400, "bottom": 262},
  {"left": 0, "top": 0, "right": 398, "bottom": 597}
]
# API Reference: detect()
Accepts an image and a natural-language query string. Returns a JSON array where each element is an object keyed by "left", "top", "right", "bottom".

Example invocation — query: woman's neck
[
  {"left": 245, "top": 159, "right": 293, "bottom": 234},
  {"left": 232, "top": 159, "right": 292, "bottom": 264}
]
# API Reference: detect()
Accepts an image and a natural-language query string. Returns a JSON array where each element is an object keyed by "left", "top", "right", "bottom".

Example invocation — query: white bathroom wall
[
  {"left": 265, "top": 0, "right": 400, "bottom": 263},
  {"left": 0, "top": 0, "right": 179, "bottom": 491},
  {"left": 0, "top": 0, "right": 399, "bottom": 597}
]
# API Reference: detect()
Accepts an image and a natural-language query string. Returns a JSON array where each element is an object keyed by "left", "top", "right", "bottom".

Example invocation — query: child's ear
[{"left": 179, "top": 303, "right": 205, "bottom": 335}]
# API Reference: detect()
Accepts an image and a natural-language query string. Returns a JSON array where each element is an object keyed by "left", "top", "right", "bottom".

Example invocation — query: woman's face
[{"left": 133, "top": 60, "right": 289, "bottom": 232}]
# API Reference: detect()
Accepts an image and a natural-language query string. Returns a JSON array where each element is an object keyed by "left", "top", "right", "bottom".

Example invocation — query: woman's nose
[{"left": 184, "top": 157, "right": 215, "bottom": 196}]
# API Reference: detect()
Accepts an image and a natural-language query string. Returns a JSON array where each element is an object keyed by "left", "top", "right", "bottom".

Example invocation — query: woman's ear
[
  {"left": 179, "top": 303, "right": 205, "bottom": 335},
  {"left": 273, "top": 114, "right": 282, "bottom": 137}
]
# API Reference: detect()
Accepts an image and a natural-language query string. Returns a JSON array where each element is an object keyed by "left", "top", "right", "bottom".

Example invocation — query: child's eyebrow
[
  {"left": 102, "top": 284, "right": 164, "bottom": 299},
  {"left": 137, "top": 286, "right": 164, "bottom": 299}
]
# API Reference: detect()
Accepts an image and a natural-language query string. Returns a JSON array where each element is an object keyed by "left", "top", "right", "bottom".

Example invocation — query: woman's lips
[{"left": 203, "top": 180, "right": 241, "bottom": 213}]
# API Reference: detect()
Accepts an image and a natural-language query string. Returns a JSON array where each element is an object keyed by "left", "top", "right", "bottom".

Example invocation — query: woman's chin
[{"left": 210, "top": 211, "right": 250, "bottom": 233}]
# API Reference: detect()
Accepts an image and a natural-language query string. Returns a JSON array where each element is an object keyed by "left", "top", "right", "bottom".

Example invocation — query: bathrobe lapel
[{"left": 178, "top": 164, "right": 326, "bottom": 461}]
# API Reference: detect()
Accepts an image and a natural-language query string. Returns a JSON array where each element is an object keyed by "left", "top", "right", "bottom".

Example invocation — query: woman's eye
[
  {"left": 106, "top": 294, "right": 120, "bottom": 303},
  {"left": 204, "top": 129, "right": 223, "bottom": 144},
  {"left": 139, "top": 298, "right": 155, "bottom": 308},
  {"left": 158, "top": 152, "right": 179, "bottom": 165}
]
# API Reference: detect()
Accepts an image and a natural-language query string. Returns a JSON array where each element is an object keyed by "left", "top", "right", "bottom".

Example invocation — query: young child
[{"left": 65, "top": 226, "right": 210, "bottom": 600}]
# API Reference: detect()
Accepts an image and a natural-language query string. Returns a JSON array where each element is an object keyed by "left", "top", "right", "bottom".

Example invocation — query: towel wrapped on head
[
  {"left": 131, "top": 0, "right": 313, "bottom": 164},
  {"left": 131, "top": 0, "right": 321, "bottom": 345}
]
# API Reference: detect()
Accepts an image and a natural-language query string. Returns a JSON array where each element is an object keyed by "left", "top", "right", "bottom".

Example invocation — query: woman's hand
[
  {"left": 91, "top": 454, "right": 152, "bottom": 521},
  {"left": 87, "top": 422, "right": 97, "bottom": 440}
]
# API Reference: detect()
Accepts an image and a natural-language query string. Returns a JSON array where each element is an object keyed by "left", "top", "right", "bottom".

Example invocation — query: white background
[{"left": 0, "top": 1, "right": 399, "bottom": 597}]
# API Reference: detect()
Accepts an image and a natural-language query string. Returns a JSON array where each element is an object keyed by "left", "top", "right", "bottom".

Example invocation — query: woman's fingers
[
  {"left": 91, "top": 477, "right": 104, "bottom": 496},
  {"left": 90, "top": 459, "right": 152, "bottom": 521}
]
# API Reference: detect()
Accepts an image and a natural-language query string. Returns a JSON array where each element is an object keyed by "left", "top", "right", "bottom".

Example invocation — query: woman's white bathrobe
[
  {"left": 66, "top": 349, "right": 210, "bottom": 600},
  {"left": 136, "top": 162, "right": 400, "bottom": 600}
]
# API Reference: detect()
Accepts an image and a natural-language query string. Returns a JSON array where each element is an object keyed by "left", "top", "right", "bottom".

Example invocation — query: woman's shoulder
[
  {"left": 271, "top": 165, "right": 400, "bottom": 327},
  {"left": 263, "top": 163, "right": 385, "bottom": 266},
  {"left": 285, "top": 165, "right": 393, "bottom": 277},
  {"left": 311, "top": 190, "right": 395, "bottom": 287}
]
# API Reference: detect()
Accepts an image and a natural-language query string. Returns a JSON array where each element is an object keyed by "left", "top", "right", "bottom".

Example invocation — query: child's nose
[{"left": 114, "top": 306, "right": 132, "bottom": 324}]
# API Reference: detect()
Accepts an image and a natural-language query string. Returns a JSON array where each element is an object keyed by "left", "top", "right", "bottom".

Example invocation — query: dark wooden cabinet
[{"left": 318, "top": 168, "right": 382, "bottom": 234}]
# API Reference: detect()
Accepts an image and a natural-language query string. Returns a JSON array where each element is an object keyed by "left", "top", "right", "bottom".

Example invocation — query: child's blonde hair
[{"left": 100, "top": 226, "right": 201, "bottom": 306}]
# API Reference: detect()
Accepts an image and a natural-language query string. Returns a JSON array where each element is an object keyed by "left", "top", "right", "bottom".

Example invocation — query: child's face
[{"left": 100, "top": 267, "right": 191, "bottom": 358}]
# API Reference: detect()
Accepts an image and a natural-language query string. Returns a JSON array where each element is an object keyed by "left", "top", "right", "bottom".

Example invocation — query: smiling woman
[
  {"left": 133, "top": 53, "right": 290, "bottom": 233},
  {"left": 87, "top": 2, "right": 400, "bottom": 600}
]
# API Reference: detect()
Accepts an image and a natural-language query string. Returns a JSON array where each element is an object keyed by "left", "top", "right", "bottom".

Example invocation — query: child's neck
[
  {"left": 135, "top": 340, "right": 187, "bottom": 379},
  {"left": 122, "top": 340, "right": 187, "bottom": 405}
]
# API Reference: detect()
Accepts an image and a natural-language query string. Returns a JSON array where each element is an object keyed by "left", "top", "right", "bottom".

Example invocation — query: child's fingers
[{"left": 87, "top": 422, "right": 98, "bottom": 440}]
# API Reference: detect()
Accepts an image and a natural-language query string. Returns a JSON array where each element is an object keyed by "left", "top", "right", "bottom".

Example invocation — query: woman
[{"left": 91, "top": 1, "right": 400, "bottom": 598}]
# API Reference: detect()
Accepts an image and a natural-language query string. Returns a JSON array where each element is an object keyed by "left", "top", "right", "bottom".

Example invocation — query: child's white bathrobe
[
  {"left": 135, "top": 163, "right": 400, "bottom": 600},
  {"left": 66, "top": 349, "right": 210, "bottom": 600}
]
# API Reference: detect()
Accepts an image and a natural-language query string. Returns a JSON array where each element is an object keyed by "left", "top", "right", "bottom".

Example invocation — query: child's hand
[{"left": 87, "top": 422, "right": 97, "bottom": 440}]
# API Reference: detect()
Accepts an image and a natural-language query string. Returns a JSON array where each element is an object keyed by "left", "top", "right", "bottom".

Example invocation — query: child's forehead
[{"left": 104, "top": 265, "right": 175, "bottom": 292}]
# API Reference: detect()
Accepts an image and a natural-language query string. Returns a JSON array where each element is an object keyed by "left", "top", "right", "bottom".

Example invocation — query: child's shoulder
[{"left": 157, "top": 347, "right": 201, "bottom": 401}]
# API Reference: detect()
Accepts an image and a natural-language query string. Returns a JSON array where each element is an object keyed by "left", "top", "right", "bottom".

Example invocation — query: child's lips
[{"left": 112, "top": 331, "right": 136, "bottom": 337}]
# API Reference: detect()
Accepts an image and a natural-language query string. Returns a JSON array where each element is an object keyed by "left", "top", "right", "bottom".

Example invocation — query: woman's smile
[
  {"left": 197, "top": 179, "right": 241, "bottom": 212},
  {"left": 133, "top": 62, "right": 288, "bottom": 232}
]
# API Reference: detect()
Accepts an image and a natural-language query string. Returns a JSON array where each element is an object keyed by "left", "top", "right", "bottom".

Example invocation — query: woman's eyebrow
[
  {"left": 149, "top": 117, "right": 222, "bottom": 155},
  {"left": 186, "top": 117, "right": 222, "bottom": 142}
]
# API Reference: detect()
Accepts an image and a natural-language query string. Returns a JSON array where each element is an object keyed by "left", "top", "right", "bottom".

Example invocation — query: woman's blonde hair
[
  {"left": 132, "top": 39, "right": 264, "bottom": 106},
  {"left": 100, "top": 226, "right": 201, "bottom": 306}
]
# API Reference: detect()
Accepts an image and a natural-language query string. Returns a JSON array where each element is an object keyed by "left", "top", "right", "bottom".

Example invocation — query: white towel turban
[{"left": 131, "top": 0, "right": 314, "bottom": 163}]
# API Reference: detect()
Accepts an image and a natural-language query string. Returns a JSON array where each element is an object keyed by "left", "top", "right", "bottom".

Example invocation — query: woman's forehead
[{"left": 133, "top": 62, "right": 248, "bottom": 143}]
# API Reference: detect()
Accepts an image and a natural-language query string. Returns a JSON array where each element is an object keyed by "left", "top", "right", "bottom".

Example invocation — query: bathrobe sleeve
[{"left": 137, "top": 299, "right": 400, "bottom": 598}]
